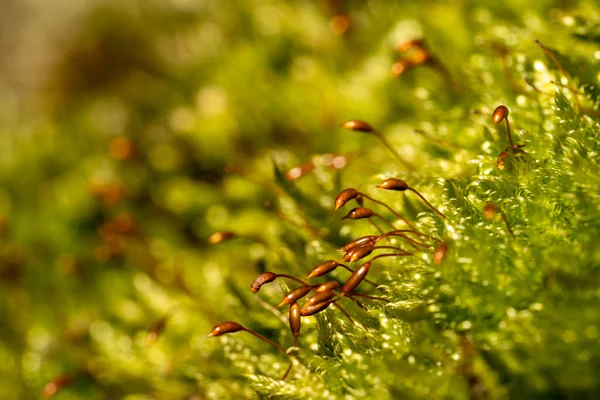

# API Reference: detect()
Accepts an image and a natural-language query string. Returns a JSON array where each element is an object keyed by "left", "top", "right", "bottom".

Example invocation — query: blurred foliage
[{"left": 1, "top": 0, "right": 600, "bottom": 399}]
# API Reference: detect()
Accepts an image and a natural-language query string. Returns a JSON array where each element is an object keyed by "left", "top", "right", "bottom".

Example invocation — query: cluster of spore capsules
[
  {"left": 39, "top": 36, "right": 594, "bottom": 397},
  {"left": 44, "top": 46, "right": 539, "bottom": 398},
  {"left": 206, "top": 103, "right": 519, "bottom": 382}
]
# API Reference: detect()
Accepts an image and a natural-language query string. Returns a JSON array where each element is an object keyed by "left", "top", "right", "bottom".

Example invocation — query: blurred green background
[{"left": 1, "top": 0, "right": 600, "bottom": 399}]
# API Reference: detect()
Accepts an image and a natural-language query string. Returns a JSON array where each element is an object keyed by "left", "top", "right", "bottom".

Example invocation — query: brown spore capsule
[
  {"left": 355, "top": 194, "right": 364, "bottom": 206},
  {"left": 483, "top": 203, "right": 498, "bottom": 220},
  {"left": 301, "top": 300, "right": 333, "bottom": 316},
  {"left": 208, "top": 321, "right": 244, "bottom": 337},
  {"left": 250, "top": 272, "right": 278, "bottom": 293},
  {"left": 289, "top": 303, "right": 301, "bottom": 343},
  {"left": 43, "top": 374, "right": 76, "bottom": 397},
  {"left": 342, "top": 235, "right": 378, "bottom": 252},
  {"left": 285, "top": 161, "right": 315, "bottom": 181},
  {"left": 277, "top": 285, "right": 312, "bottom": 308},
  {"left": 391, "top": 60, "right": 413, "bottom": 77},
  {"left": 341, "top": 119, "right": 374, "bottom": 132},
  {"left": 342, "top": 207, "right": 375, "bottom": 220},
  {"left": 334, "top": 188, "right": 359, "bottom": 211},
  {"left": 492, "top": 105, "right": 509, "bottom": 126},
  {"left": 147, "top": 317, "right": 168, "bottom": 345},
  {"left": 433, "top": 242, "right": 448, "bottom": 266},
  {"left": 306, "top": 260, "right": 339, "bottom": 279},
  {"left": 376, "top": 178, "right": 409, "bottom": 191},
  {"left": 208, "top": 231, "right": 237, "bottom": 245},
  {"left": 346, "top": 244, "right": 374, "bottom": 263},
  {"left": 316, "top": 281, "right": 340, "bottom": 293},
  {"left": 108, "top": 136, "right": 134, "bottom": 160},
  {"left": 396, "top": 38, "right": 425, "bottom": 52},
  {"left": 497, "top": 150, "right": 509, "bottom": 170},
  {"left": 378, "top": 178, "right": 446, "bottom": 219},
  {"left": 304, "top": 291, "right": 336, "bottom": 307},
  {"left": 342, "top": 260, "right": 373, "bottom": 294},
  {"left": 408, "top": 47, "right": 431, "bottom": 65},
  {"left": 329, "top": 14, "right": 350, "bottom": 35}
]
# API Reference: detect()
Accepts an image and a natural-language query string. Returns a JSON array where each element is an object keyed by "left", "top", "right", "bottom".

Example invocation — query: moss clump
[{"left": 1, "top": 1, "right": 600, "bottom": 399}]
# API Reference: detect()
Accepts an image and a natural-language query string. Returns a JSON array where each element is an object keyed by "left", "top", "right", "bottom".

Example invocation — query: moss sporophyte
[
  {"left": 207, "top": 171, "right": 449, "bottom": 382},
  {"left": 196, "top": 40, "right": 599, "bottom": 393},
  {"left": 205, "top": 139, "right": 536, "bottom": 395},
  {"left": 29, "top": 4, "right": 600, "bottom": 398},
  {"left": 36, "top": 19, "right": 591, "bottom": 400}
]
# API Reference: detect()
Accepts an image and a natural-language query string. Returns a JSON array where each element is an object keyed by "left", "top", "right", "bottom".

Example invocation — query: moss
[{"left": 1, "top": 0, "right": 599, "bottom": 399}]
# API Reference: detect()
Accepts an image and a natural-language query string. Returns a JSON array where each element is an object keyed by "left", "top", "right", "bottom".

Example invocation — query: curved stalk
[
  {"left": 534, "top": 39, "right": 581, "bottom": 110},
  {"left": 429, "top": 57, "right": 457, "bottom": 91},
  {"left": 505, "top": 117, "right": 515, "bottom": 152},
  {"left": 378, "top": 229, "right": 440, "bottom": 242},
  {"left": 281, "top": 362, "right": 293, "bottom": 380},
  {"left": 359, "top": 193, "right": 419, "bottom": 231},
  {"left": 373, "top": 131, "right": 415, "bottom": 170},
  {"left": 367, "top": 218, "right": 386, "bottom": 234},
  {"left": 243, "top": 328, "right": 286, "bottom": 354},
  {"left": 372, "top": 245, "right": 412, "bottom": 255},
  {"left": 276, "top": 274, "right": 310, "bottom": 287},
  {"left": 407, "top": 187, "right": 447, "bottom": 219},
  {"left": 373, "top": 213, "right": 397, "bottom": 231},
  {"left": 377, "top": 232, "right": 431, "bottom": 250},
  {"left": 499, "top": 209, "right": 515, "bottom": 237},
  {"left": 331, "top": 302, "right": 355, "bottom": 324},
  {"left": 373, "top": 131, "right": 415, "bottom": 171},
  {"left": 369, "top": 253, "right": 413, "bottom": 263}
]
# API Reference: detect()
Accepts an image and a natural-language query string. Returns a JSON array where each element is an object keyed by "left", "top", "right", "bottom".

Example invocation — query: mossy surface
[{"left": 0, "top": 1, "right": 599, "bottom": 399}]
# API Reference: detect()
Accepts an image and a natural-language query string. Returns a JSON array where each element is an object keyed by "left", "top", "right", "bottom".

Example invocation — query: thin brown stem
[
  {"left": 578, "top": 106, "right": 600, "bottom": 118},
  {"left": 377, "top": 232, "right": 430, "bottom": 250},
  {"left": 549, "top": 81, "right": 600, "bottom": 117},
  {"left": 397, "top": 235, "right": 431, "bottom": 250},
  {"left": 534, "top": 39, "right": 581, "bottom": 110},
  {"left": 242, "top": 328, "right": 287, "bottom": 354},
  {"left": 346, "top": 295, "right": 366, "bottom": 309},
  {"left": 253, "top": 297, "right": 289, "bottom": 325},
  {"left": 370, "top": 253, "right": 413, "bottom": 262},
  {"left": 413, "top": 129, "right": 462, "bottom": 151},
  {"left": 373, "top": 245, "right": 411, "bottom": 254},
  {"left": 281, "top": 362, "right": 293, "bottom": 381},
  {"left": 368, "top": 218, "right": 386, "bottom": 235},
  {"left": 525, "top": 75, "right": 586, "bottom": 100},
  {"left": 550, "top": 80, "right": 586, "bottom": 96},
  {"left": 430, "top": 57, "right": 458, "bottom": 92},
  {"left": 332, "top": 302, "right": 355, "bottom": 324},
  {"left": 359, "top": 193, "right": 419, "bottom": 231},
  {"left": 373, "top": 130, "right": 416, "bottom": 170},
  {"left": 407, "top": 187, "right": 447, "bottom": 219},
  {"left": 378, "top": 229, "right": 439, "bottom": 242},
  {"left": 373, "top": 213, "right": 397, "bottom": 231},
  {"left": 396, "top": 236, "right": 420, "bottom": 250},
  {"left": 212, "top": 232, "right": 268, "bottom": 247},
  {"left": 505, "top": 118, "right": 515, "bottom": 152},
  {"left": 277, "top": 274, "right": 310, "bottom": 287},
  {"left": 499, "top": 209, "right": 515, "bottom": 238},
  {"left": 524, "top": 77, "right": 549, "bottom": 95},
  {"left": 270, "top": 209, "right": 322, "bottom": 239}
]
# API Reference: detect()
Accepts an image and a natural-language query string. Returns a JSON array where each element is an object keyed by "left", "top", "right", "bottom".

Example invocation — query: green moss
[{"left": 1, "top": 0, "right": 599, "bottom": 399}]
